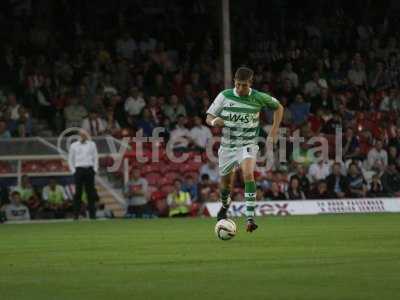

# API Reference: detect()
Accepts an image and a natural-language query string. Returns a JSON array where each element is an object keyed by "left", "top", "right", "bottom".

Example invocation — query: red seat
[
  {"left": 165, "top": 162, "right": 183, "bottom": 172},
  {"left": 160, "top": 184, "right": 174, "bottom": 195},
  {"left": 183, "top": 171, "right": 199, "bottom": 181},
  {"left": 140, "top": 163, "right": 162, "bottom": 175},
  {"left": 182, "top": 162, "right": 202, "bottom": 173},
  {"left": 0, "top": 161, "right": 12, "bottom": 174},
  {"left": 163, "top": 171, "right": 181, "bottom": 182},
  {"left": 147, "top": 185, "right": 158, "bottom": 195},
  {"left": 45, "top": 160, "right": 64, "bottom": 172},
  {"left": 145, "top": 172, "right": 162, "bottom": 185},
  {"left": 22, "top": 161, "right": 44, "bottom": 173}
]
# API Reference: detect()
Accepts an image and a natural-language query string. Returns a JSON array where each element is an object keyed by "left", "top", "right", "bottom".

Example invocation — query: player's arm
[
  {"left": 260, "top": 92, "right": 284, "bottom": 143},
  {"left": 68, "top": 144, "right": 76, "bottom": 174},
  {"left": 205, "top": 93, "right": 225, "bottom": 127},
  {"left": 269, "top": 103, "right": 284, "bottom": 143},
  {"left": 206, "top": 114, "right": 224, "bottom": 127}
]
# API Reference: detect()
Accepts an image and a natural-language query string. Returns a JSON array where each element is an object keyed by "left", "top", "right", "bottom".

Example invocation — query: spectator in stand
[
  {"left": 0, "top": 119, "right": 11, "bottom": 139},
  {"left": 328, "top": 60, "right": 348, "bottom": 91},
  {"left": 136, "top": 108, "right": 156, "bottom": 137},
  {"left": 389, "top": 127, "right": 400, "bottom": 152},
  {"left": 182, "top": 175, "right": 198, "bottom": 202},
  {"left": 171, "top": 72, "right": 185, "bottom": 99},
  {"left": 163, "top": 94, "right": 187, "bottom": 124},
  {"left": 367, "top": 140, "right": 388, "bottom": 171},
  {"left": 326, "top": 162, "right": 349, "bottom": 198},
  {"left": 289, "top": 164, "right": 310, "bottom": 197},
  {"left": 81, "top": 110, "right": 107, "bottom": 136},
  {"left": 312, "top": 88, "right": 333, "bottom": 113},
  {"left": 343, "top": 127, "right": 361, "bottom": 160},
  {"left": 208, "top": 191, "right": 219, "bottom": 202},
  {"left": 169, "top": 115, "right": 191, "bottom": 151},
  {"left": 64, "top": 97, "right": 88, "bottom": 128},
  {"left": 370, "top": 61, "right": 391, "bottom": 91},
  {"left": 147, "top": 96, "right": 162, "bottom": 125},
  {"left": 167, "top": 179, "right": 191, "bottom": 217},
  {"left": 182, "top": 84, "right": 197, "bottom": 116},
  {"left": 265, "top": 182, "right": 286, "bottom": 201},
  {"left": 310, "top": 180, "right": 331, "bottom": 199},
  {"left": 285, "top": 176, "right": 306, "bottom": 200},
  {"left": 256, "top": 186, "right": 265, "bottom": 201},
  {"left": 124, "top": 87, "right": 146, "bottom": 118},
  {"left": 12, "top": 106, "right": 32, "bottom": 137},
  {"left": 368, "top": 174, "right": 386, "bottom": 197},
  {"left": 387, "top": 146, "right": 399, "bottom": 166},
  {"left": 104, "top": 106, "right": 121, "bottom": 135},
  {"left": 1, "top": 191, "right": 31, "bottom": 221},
  {"left": 6, "top": 93, "right": 20, "bottom": 124},
  {"left": 347, "top": 163, "right": 368, "bottom": 198},
  {"left": 124, "top": 168, "right": 151, "bottom": 218},
  {"left": 198, "top": 173, "right": 219, "bottom": 202},
  {"left": 115, "top": 33, "right": 137, "bottom": 60},
  {"left": 289, "top": 93, "right": 310, "bottom": 125},
  {"left": 14, "top": 175, "right": 41, "bottom": 219},
  {"left": 200, "top": 159, "right": 220, "bottom": 184},
  {"left": 381, "top": 163, "right": 400, "bottom": 197},
  {"left": 304, "top": 71, "right": 327, "bottom": 99},
  {"left": 189, "top": 116, "right": 212, "bottom": 151},
  {"left": 308, "top": 152, "right": 330, "bottom": 183},
  {"left": 14, "top": 175, "right": 37, "bottom": 205},
  {"left": 348, "top": 61, "right": 367, "bottom": 88},
  {"left": 42, "top": 178, "right": 70, "bottom": 218},
  {"left": 281, "top": 62, "right": 299, "bottom": 88},
  {"left": 320, "top": 112, "right": 342, "bottom": 135},
  {"left": 151, "top": 74, "right": 170, "bottom": 97},
  {"left": 102, "top": 75, "right": 118, "bottom": 98}
]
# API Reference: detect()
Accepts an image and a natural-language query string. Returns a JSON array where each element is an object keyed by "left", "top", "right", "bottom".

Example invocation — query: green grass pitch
[{"left": 1, "top": 214, "right": 400, "bottom": 300}]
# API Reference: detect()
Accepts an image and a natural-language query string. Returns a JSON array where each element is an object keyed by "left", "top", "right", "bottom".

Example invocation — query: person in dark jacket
[
  {"left": 326, "top": 162, "right": 349, "bottom": 198},
  {"left": 310, "top": 180, "right": 331, "bottom": 199},
  {"left": 285, "top": 176, "right": 306, "bottom": 200}
]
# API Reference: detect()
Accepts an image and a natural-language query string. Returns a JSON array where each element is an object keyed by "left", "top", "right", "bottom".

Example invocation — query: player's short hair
[{"left": 234, "top": 67, "right": 254, "bottom": 81}]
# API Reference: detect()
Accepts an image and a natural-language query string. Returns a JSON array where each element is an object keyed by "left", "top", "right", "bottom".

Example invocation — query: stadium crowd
[{"left": 1, "top": 0, "right": 400, "bottom": 219}]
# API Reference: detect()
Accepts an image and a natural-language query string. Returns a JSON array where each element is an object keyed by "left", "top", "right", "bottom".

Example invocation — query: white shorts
[{"left": 218, "top": 145, "right": 259, "bottom": 176}]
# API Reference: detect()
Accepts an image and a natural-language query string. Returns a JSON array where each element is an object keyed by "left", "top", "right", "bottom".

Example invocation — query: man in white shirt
[
  {"left": 124, "top": 87, "right": 145, "bottom": 117},
  {"left": 2, "top": 191, "right": 31, "bottom": 221},
  {"left": 200, "top": 160, "right": 220, "bottom": 183},
  {"left": 308, "top": 154, "right": 331, "bottom": 183},
  {"left": 367, "top": 140, "right": 388, "bottom": 171},
  {"left": 81, "top": 110, "right": 107, "bottom": 136},
  {"left": 68, "top": 130, "right": 99, "bottom": 219},
  {"left": 304, "top": 71, "right": 328, "bottom": 98},
  {"left": 170, "top": 115, "right": 191, "bottom": 150},
  {"left": 348, "top": 63, "right": 367, "bottom": 87},
  {"left": 280, "top": 62, "right": 299, "bottom": 88},
  {"left": 189, "top": 116, "right": 212, "bottom": 151},
  {"left": 7, "top": 93, "right": 20, "bottom": 121}
]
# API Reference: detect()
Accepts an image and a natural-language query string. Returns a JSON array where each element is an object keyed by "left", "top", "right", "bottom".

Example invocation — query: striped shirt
[{"left": 207, "top": 88, "right": 280, "bottom": 148}]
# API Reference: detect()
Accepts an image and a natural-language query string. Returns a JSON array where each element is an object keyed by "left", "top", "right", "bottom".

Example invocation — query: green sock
[
  {"left": 220, "top": 188, "right": 231, "bottom": 208},
  {"left": 244, "top": 181, "right": 256, "bottom": 219}
]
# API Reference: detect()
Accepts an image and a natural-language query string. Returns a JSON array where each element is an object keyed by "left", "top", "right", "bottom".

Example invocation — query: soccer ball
[{"left": 215, "top": 219, "right": 237, "bottom": 240}]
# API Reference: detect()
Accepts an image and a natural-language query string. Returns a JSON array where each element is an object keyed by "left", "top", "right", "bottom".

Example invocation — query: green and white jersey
[{"left": 207, "top": 88, "right": 280, "bottom": 149}]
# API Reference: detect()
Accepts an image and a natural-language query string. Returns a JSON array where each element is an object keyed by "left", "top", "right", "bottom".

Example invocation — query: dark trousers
[{"left": 74, "top": 167, "right": 97, "bottom": 219}]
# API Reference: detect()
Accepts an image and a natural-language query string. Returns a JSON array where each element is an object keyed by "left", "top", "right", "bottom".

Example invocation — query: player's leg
[
  {"left": 239, "top": 146, "right": 259, "bottom": 232},
  {"left": 217, "top": 171, "right": 235, "bottom": 220},
  {"left": 73, "top": 168, "right": 84, "bottom": 219},
  {"left": 83, "top": 168, "right": 97, "bottom": 219},
  {"left": 216, "top": 147, "right": 236, "bottom": 220}
]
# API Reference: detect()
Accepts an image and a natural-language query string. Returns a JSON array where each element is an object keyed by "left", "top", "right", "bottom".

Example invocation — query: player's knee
[
  {"left": 242, "top": 172, "right": 254, "bottom": 181},
  {"left": 220, "top": 182, "right": 232, "bottom": 191}
]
